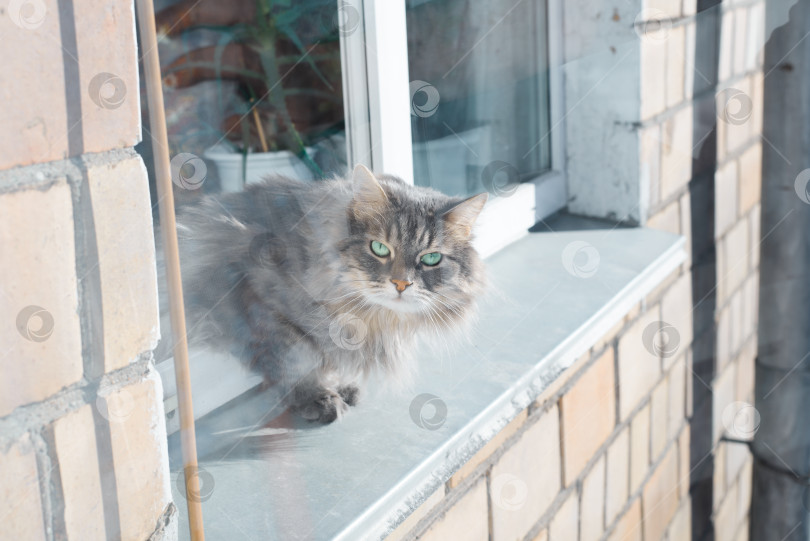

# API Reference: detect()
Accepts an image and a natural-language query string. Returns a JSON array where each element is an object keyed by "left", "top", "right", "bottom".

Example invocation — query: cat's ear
[
  {"left": 442, "top": 193, "right": 488, "bottom": 238},
  {"left": 352, "top": 164, "right": 388, "bottom": 206}
]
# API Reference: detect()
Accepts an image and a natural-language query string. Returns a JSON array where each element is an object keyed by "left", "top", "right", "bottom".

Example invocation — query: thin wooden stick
[
  {"left": 134, "top": 1, "right": 205, "bottom": 539},
  {"left": 251, "top": 100, "right": 270, "bottom": 152}
]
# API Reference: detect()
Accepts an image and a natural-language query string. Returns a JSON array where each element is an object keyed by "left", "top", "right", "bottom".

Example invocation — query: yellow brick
[
  {"left": 87, "top": 155, "right": 159, "bottom": 372},
  {"left": 736, "top": 519, "right": 750, "bottom": 541},
  {"left": 618, "top": 311, "right": 662, "bottom": 421},
  {"left": 726, "top": 436, "right": 750, "bottom": 494},
  {"left": 716, "top": 97, "right": 728, "bottom": 163},
  {"left": 679, "top": 193, "right": 692, "bottom": 267},
  {"left": 0, "top": 181, "right": 83, "bottom": 416},
  {"left": 606, "top": 428, "right": 630, "bottom": 524},
  {"left": 53, "top": 406, "right": 105, "bottom": 540},
  {"left": 491, "top": 406, "right": 561, "bottom": 541},
  {"left": 723, "top": 78, "right": 754, "bottom": 156},
  {"left": 590, "top": 317, "right": 625, "bottom": 358},
  {"left": 630, "top": 404, "right": 651, "bottom": 494},
  {"left": 741, "top": 276, "right": 759, "bottom": 349},
  {"left": 647, "top": 200, "right": 680, "bottom": 235},
  {"left": 732, "top": 8, "right": 748, "bottom": 76},
  {"left": 608, "top": 498, "right": 642, "bottom": 541},
  {"left": 102, "top": 373, "right": 171, "bottom": 540},
  {"left": 641, "top": 36, "right": 667, "bottom": 121},
  {"left": 712, "top": 363, "right": 737, "bottom": 444},
  {"left": 72, "top": 1, "right": 141, "bottom": 155},
  {"left": 735, "top": 339, "right": 757, "bottom": 405},
  {"left": 729, "top": 290, "right": 745, "bottom": 357},
  {"left": 715, "top": 479, "right": 739, "bottom": 541},
  {"left": 715, "top": 160, "right": 739, "bottom": 238},
  {"left": 685, "top": 351, "right": 694, "bottom": 419},
  {"left": 562, "top": 349, "right": 616, "bottom": 483},
  {"left": 581, "top": 456, "right": 606, "bottom": 541},
  {"left": 667, "top": 500, "right": 691, "bottom": 541},
  {"left": 421, "top": 480, "right": 488, "bottom": 541},
  {"left": 549, "top": 490, "right": 579, "bottom": 541},
  {"left": 749, "top": 202, "right": 761, "bottom": 269},
  {"left": 532, "top": 352, "right": 590, "bottom": 410},
  {"left": 666, "top": 26, "right": 686, "bottom": 108},
  {"left": 717, "top": 306, "right": 732, "bottom": 371},
  {"left": 714, "top": 441, "right": 727, "bottom": 512},
  {"left": 0, "top": 0, "right": 140, "bottom": 169},
  {"left": 650, "top": 379, "right": 669, "bottom": 460},
  {"left": 737, "top": 456, "right": 753, "bottom": 523},
  {"left": 678, "top": 428, "right": 691, "bottom": 501},
  {"left": 0, "top": 434, "right": 45, "bottom": 541},
  {"left": 642, "top": 447, "right": 679, "bottom": 541},
  {"left": 660, "top": 106, "right": 694, "bottom": 200},
  {"left": 667, "top": 356, "right": 687, "bottom": 441},
  {"left": 660, "top": 274, "right": 694, "bottom": 360},
  {"left": 738, "top": 143, "right": 762, "bottom": 214},
  {"left": 751, "top": 72, "right": 764, "bottom": 140},
  {"left": 448, "top": 409, "right": 528, "bottom": 489},
  {"left": 645, "top": 0, "right": 681, "bottom": 18},
  {"left": 0, "top": 11, "right": 70, "bottom": 168}
]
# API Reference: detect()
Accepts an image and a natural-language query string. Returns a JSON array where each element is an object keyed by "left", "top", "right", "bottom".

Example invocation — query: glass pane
[
  {"left": 138, "top": 1, "right": 367, "bottom": 538},
  {"left": 405, "top": 0, "right": 551, "bottom": 197},
  {"left": 142, "top": 0, "right": 359, "bottom": 196}
]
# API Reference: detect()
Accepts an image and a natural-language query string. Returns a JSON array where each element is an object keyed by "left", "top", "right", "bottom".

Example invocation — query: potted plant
[{"left": 156, "top": 0, "right": 345, "bottom": 191}]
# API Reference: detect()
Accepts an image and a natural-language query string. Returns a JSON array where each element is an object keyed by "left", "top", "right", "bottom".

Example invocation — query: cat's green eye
[
  {"left": 420, "top": 252, "right": 442, "bottom": 266},
  {"left": 370, "top": 240, "right": 390, "bottom": 257}
]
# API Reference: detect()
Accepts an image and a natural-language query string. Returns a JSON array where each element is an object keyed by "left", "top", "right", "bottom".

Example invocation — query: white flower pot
[{"left": 204, "top": 143, "right": 317, "bottom": 192}]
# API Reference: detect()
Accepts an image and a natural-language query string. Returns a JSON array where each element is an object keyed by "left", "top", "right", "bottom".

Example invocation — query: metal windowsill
[{"left": 169, "top": 214, "right": 685, "bottom": 541}]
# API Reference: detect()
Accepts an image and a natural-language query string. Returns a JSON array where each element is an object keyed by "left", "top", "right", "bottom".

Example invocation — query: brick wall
[
  {"left": 0, "top": 1, "right": 174, "bottom": 539},
  {"left": 387, "top": 1, "right": 764, "bottom": 540},
  {"left": 387, "top": 289, "right": 691, "bottom": 541},
  {"left": 707, "top": 1, "right": 763, "bottom": 539}
]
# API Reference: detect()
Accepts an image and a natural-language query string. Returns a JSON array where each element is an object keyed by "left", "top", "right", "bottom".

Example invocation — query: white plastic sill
[{"left": 167, "top": 215, "right": 685, "bottom": 541}]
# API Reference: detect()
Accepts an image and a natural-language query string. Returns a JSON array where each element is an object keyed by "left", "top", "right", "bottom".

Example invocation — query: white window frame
[{"left": 341, "top": 0, "right": 567, "bottom": 258}]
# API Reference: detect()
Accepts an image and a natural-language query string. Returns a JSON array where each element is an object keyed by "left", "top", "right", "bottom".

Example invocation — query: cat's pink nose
[{"left": 390, "top": 279, "right": 412, "bottom": 292}]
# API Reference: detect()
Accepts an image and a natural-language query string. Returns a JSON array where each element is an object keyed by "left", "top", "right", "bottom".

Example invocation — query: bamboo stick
[{"left": 134, "top": 0, "right": 205, "bottom": 539}]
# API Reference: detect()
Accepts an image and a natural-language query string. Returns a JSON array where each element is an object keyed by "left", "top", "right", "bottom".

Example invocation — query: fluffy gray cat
[{"left": 162, "top": 165, "right": 487, "bottom": 423}]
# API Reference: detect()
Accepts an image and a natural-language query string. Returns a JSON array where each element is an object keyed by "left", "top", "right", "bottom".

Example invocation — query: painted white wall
[{"left": 562, "top": 0, "right": 652, "bottom": 224}]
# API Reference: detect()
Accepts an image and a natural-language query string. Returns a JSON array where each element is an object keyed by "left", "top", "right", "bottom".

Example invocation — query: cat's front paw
[
  {"left": 292, "top": 389, "right": 349, "bottom": 424},
  {"left": 337, "top": 385, "right": 360, "bottom": 407}
]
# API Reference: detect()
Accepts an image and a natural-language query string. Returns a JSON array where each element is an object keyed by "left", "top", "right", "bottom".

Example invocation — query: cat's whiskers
[
  {"left": 432, "top": 289, "right": 479, "bottom": 332},
  {"left": 430, "top": 289, "right": 467, "bottom": 309},
  {"left": 412, "top": 292, "right": 465, "bottom": 329},
  {"left": 332, "top": 294, "right": 373, "bottom": 317},
  {"left": 424, "top": 293, "right": 464, "bottom": 318},
  {"left": 421, "top": 304, "right": 455, "bottom": 360},
  {"left": 426, "top": 309, "right": 449, "bottom": 347},
  {"left": 321, "top": 289, "right": 364, "bottom": 304},
  {"left": 427, "top": 301, "right": 454, "bottom": 330}
]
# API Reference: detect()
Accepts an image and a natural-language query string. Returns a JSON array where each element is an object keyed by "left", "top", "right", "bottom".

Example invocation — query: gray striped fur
[{"left": 157, "top": 165, "right": 487, "bottom": 423}]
